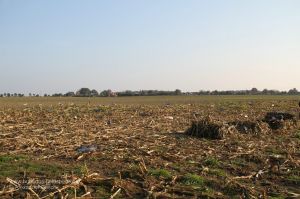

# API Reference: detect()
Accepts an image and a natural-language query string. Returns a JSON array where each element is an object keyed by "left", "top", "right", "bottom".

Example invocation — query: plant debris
[
  {"left": 185, "top": 119, "right": 225, "bottom": 139},
  {"left": 0, "top": 97, "right": 299, "bottom": 198},
  {"left": 263, "top": 112, "right": 296, "bottom": 130},
  {"left": 228, "top": 121, "right": 262, "bottom": 134}
]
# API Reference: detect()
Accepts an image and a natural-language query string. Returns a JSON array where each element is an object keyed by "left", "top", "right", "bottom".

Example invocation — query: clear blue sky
[{"left": 0, "top": 0, "right": 299, "bottom": 94}]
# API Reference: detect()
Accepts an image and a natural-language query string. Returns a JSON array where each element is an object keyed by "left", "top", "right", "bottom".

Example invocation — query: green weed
[
  {"left": 203, "top": 157, "right": 219, "bottom": 167},
  {"left": 181, "top": 173, "right": 205, "bottom": 186},
  {"left": 149, "top": 169, "right": 172, "bottom": 180}
]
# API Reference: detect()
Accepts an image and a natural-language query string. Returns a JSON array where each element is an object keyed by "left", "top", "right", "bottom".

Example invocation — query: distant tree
[
  {"left": 174, "top": 89, "right": 182, "bottom": 95},
  {"left": 140, "top": 91, "right": 145, "bottom": 96},
  {"left": 100, "top": 89, "right": 116, "bottom": 97},
  {"left": 76, "top": 88, "right": 91, "bottom": 97},
  {"left": 270, "top": 90, "right": 280, "bottom": 95},
  {"left": 91, "top": 89, "right": 99, "bottom": 97},
  {"left": 288, "top": 88, "right": 298, "bottom": 95},
  {"left": 262, "top": 89, "right": 269, "bottom": 95},
  {"left": 116, "top": 90, "right": 133, "bottom": 96},
  {"left": 0, "top": 94, "right": 3, "bottom": 97},
  {"left": 7, "top": 93, "right": 11, "bottom": 97},
  {"left": 147, "top": 90, "right": 154, "bottom": 96},
  {"left": 29, "top": 93, "right": 32, "bottom": 97},
  {"left": 124, "top": 90, "right": 132, "bottom": 96},
  {"left": 65, "top": 92, "right": 75, "bottom": 97},
  {"left": 198, "top": 90, "right": 210, "bottom": 95},
  {"left": 52, "top": 93, "right": 63, "bottom": 97},
  {"left": 100, "top": 90, "right": 110, "bottom": 97},
  {"left": 250, "top": 88, "right": 259, "bottom": 95},
  {"left": 211, "top": 90, "right": 219, "bottom": 95}
]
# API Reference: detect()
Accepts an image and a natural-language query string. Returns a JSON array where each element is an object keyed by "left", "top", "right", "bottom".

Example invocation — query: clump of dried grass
[
  {"left": 228, "top": 121, "right": 262, "bottom": 134},
  {"left": 185, "top": 118, "right": 225, "bottom": 140},
  {"left": 263, "top": 112, "right": 296, "bottom": 130}
]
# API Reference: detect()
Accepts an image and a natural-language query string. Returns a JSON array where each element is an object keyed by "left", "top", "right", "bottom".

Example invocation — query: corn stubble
[{"left": 0, "top": 97, "right": 299, "bottom": 198}]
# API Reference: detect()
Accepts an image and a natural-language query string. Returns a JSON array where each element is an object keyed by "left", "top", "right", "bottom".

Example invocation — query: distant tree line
[
  {"left": 0, "top": 88, "right": 299, "bottom": 97},
  {"left": 50, "top": 88, "right": 118, "bottom": 97},
  {"left": 0, "top": 93, "right": 25, "bottom": 97},
  {"left": 197, "top": 88, "right": 300, "bottom": 95}
]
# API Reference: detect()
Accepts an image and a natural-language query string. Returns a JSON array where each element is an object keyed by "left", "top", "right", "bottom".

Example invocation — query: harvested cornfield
[{"left": 0, "top": 96, "right": 299, "bottom": 199}]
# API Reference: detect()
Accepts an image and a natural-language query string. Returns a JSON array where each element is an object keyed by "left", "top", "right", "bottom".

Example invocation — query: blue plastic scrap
[{"left": 76, "top": 145, "right": 97, "bottom": 153}]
